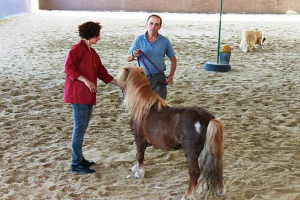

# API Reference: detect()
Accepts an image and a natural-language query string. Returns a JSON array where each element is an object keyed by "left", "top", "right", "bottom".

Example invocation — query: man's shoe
[
  {"left": 71, "top": 164, "right": 95, "bottom": 174},
  {"left": 82, "top": 157, "right": 96, "bottom": 167}
]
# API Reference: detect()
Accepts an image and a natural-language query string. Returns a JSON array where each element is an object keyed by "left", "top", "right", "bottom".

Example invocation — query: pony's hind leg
[
  {"left": 182, "top": 153, "right": 200, "bottom": 200},
  {"left": 131, "top": 141, "right": 148, "bottom": 179}
]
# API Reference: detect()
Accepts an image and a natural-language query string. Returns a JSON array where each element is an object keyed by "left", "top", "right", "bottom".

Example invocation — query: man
[{"left": 127, "top": 14, "right": 177, "bottom": 99}]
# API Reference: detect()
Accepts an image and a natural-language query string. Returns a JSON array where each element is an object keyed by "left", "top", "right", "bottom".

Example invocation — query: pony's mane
[{"left": 117, "top": 66, "right": 168, "bottom": 126}]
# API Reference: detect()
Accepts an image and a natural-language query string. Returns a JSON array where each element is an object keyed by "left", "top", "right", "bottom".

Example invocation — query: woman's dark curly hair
[{"left": 78, "top": 21, "right": 102, "bottom": 40}]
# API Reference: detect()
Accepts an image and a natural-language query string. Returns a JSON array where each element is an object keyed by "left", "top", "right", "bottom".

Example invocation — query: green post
[{"left": 217, "top": 0, "right": 224, "bottom": 64}]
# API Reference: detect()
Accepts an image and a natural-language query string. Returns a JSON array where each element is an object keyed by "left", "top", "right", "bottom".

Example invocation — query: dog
[{"left": 239, "top": 29, "right": 266, "bottom": 52}]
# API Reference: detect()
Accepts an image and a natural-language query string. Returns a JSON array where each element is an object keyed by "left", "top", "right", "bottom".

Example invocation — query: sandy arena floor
[{"left": 0, "top": 10, "right": 299, "bottom": 200}]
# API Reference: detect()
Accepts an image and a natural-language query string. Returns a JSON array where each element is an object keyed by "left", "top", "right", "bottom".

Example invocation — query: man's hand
[
  {"left": 126, "top": 50, "right": 140, "bottom": 62},
  {"left": 167, "top": 75, "right": 174, "bottom": 85}
]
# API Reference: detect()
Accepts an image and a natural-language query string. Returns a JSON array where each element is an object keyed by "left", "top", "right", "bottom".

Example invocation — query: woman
[{"left": 64, "top": 21, "right": 118, "bottom": 174}]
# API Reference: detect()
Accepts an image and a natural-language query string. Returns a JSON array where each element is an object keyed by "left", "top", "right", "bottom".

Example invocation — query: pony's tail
[{"left": 199, "top": 119, "right": 225, "bottom": 197}]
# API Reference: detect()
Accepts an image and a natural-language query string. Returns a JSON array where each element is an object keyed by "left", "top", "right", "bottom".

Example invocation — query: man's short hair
[{"left": 147, "top": 14, "right": 162, "bottom": 26}]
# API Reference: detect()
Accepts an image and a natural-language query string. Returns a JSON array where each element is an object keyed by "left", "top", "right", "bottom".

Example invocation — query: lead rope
[{"left": 136, "top": 50, "right": 168, "bottom": 94}]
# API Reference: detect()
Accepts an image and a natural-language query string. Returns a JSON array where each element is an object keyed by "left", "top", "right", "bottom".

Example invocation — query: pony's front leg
[{"left": 131, "top": 141, "right": 147, "bottom": 179}]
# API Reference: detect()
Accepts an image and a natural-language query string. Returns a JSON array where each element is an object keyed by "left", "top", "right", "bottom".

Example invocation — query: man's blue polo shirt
[{"left": 128, "top": 31, "right": 175, "bottom": 75}]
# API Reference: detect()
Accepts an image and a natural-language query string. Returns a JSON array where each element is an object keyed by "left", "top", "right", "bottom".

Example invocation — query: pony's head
[
  {"left": 117, "top": 66, "right": 145, "bottom": 88},
  {"left": 117, "top": 66, "right": 168, "bottom": 126}
]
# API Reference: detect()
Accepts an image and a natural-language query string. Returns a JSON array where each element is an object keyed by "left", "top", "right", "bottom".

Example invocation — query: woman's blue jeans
[{"left": 71, "top": 103, "right": 93, "bottom": 166}]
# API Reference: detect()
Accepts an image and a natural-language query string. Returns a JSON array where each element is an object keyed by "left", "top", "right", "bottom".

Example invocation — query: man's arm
[
  {"left": 126, "top": 50, "right": 140, "bottom": 62},
  {"left": 167, "top": 56, "right": 177, "bottom": 85},
  {"left": 126, "top": 53, "right": 134, "bottom": 62}
]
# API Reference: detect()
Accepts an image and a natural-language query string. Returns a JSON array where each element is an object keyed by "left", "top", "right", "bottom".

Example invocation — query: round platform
[{"left": 204, "top": 62, "right": 231, "bottom": 72}]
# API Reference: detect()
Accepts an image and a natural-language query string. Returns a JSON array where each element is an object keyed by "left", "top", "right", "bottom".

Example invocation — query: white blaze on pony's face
[{"left": 194, "top": 121, "right": 201, "bottom": 134}]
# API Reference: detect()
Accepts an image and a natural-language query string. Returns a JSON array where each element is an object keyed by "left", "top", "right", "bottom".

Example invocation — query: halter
[{"left": 136, "top": 49, "right": 168, "bottom": 94}]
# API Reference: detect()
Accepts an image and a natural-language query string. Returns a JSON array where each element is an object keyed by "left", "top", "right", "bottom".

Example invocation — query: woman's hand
[
  {"left": 84, "top": 79, "right": 97, "bottom": 93},
  {"left": 77, "top": 76, "right": 97, "bottom": 93}
]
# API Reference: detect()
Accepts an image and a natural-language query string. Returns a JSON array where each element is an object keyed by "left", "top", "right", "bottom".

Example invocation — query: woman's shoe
[
  {"left": 71, "top": 164, "right": 95, "bottom": 174},
  {"left": 82, "top": 157, "right": 96, "bottom": 167}
]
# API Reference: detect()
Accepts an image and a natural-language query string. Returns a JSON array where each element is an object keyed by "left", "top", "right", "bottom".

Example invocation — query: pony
[{"left": 117, "top": 66, "right": 226, "bottom": 200}]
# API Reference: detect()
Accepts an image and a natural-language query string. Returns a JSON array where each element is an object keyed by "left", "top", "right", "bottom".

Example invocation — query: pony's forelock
[{"left": 117, "top": 66, "right": 168, "bottom": 126}]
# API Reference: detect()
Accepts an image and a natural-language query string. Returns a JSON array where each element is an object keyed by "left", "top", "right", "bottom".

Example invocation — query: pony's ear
[
  {"left": 123, "top": 65, "right": 136, "bottom": 73},
  {"left": 123, "top": 66, "right": 130, "bottom": 71}
]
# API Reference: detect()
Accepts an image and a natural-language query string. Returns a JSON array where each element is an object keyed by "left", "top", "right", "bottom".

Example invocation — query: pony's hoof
[
  {"left": 131, "top": 165, "right": 137, "bottom": 173},
  {"left": 181, "top": 191, "right": 196, "bottom": 200},
  {"left": 134, "top": 172, "right": 140, "bottom": 179},
  {"left": 133, "top": 170, "right": 144, "bottom": 179},
  {"left": 217, "top": 185, "right": 226, "bottom": 197},
  {"left": 181, "top": 195, "right": 195, "bottom": 200}
]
